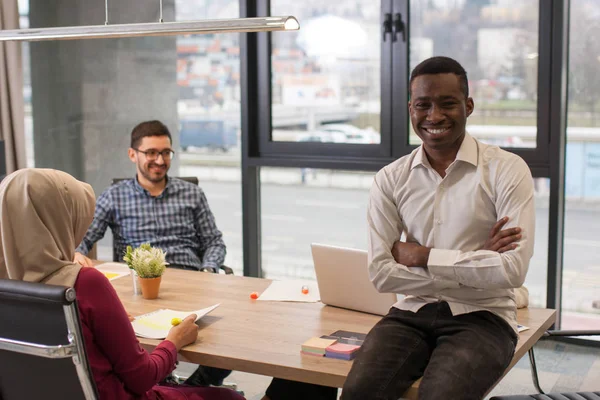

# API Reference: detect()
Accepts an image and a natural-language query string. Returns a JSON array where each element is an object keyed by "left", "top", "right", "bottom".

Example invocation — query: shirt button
[{"left": 436, "top": 219, "right": 443, "bottom": 225}]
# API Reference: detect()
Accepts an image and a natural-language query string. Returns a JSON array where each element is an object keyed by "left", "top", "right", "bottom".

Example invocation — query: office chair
[
  {"left": 0, "top": 279, "right": 98, "bottom": 400},
  {"left": 490, "top": 329, "right": 600, "bottom": 400},
  {"left": 528, "top": 329, "right": 600, "bottom": 394},
  {"left": 110, "top": 177, "right": 233, "bottom": 275},
  {"left": 492, "top": 391, "right": 600, "bottom": 399}
]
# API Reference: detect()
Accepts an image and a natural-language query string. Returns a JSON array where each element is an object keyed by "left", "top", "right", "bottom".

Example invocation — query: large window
[
  {"left": 270, "top": 1, "right": 382, "bottom": 146},
  {"left": 260, "top": 167, "right": 373, "bottom": 280},
  {"left": 23, "top": 0, "right": 243, "bottom": 273},
  {"left": 563, "top": 0, "right": 600, "bottom": 332},
  {"left": 250, "top": 0, "right": 549, "bottom": 170},
  {"left": 409, "top": 0, "right": 539, "bottom": 148},
  {"left": 18, "top": 0, "right": 583, "bottom": 335},
  {"left": 176, "top": 0, "right": 242, "bottom": 274},
  {"left": 529, "top": 178, "right": 549, "bottom": 308}
]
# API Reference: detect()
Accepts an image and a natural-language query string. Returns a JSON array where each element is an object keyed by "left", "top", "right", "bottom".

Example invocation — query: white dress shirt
[{"left": 368, "top": 133, "right": 535, "bottom": 332}]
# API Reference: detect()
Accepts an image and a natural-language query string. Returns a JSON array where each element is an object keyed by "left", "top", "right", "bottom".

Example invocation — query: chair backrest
[
  {"left": 0, "top": 279, "right": 98, "bottom": 400},
  {"left": 110, "top": 176, "right": 199, "bottom": 262}
]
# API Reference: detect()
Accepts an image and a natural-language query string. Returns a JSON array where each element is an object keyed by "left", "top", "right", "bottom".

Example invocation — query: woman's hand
[
  {"left": 74, "top": 252, "right": 94, "bottom": 268},
  {"left": 165, "top": 314, "right": 199, "bottom": 351}
]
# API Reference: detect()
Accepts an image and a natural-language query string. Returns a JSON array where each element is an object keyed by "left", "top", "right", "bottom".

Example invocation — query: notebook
[
  {"left": 311, "top": 243, "right": 398, "bottom": 316},
  {"left": 321, "top": 329, "right": 367, "bottom": 345},
  {"left": 301, "top": 337, "right": 338, "bottom": 356},
  {"left": 132, "top": 303, "right": 220, "bottom": 339}
]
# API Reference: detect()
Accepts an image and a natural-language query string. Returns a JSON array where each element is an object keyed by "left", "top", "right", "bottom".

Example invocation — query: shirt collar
[
  {"left": 133, "top": 174, "right": 171, "bottom": 197},
  {"left": 410, "top": 146, "right": 431, "bottom": 170},
  {"left": 410, "top": 132, "right": 478, "bottom": 170},
  {"left": 455, "top": 132, "right": 478, "bottom": 167}
]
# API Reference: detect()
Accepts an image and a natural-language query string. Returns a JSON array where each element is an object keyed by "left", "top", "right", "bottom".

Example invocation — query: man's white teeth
[{"left": 427, "top": 128, "right": 447, "bottom": 134}]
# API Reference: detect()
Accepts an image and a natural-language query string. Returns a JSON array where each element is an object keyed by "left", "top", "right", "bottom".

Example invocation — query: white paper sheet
[
  {"left": 257, "top": 281, "right": 320, "bottom": 302},
  {"left": 132, "top": 303, "right": 220, "bottom": 339},
  {"left": 517, "top": 324, "right": 530, "bottom": 333},
  {"left": 96, "top": 262, "right": 131, "bottom": 281}
]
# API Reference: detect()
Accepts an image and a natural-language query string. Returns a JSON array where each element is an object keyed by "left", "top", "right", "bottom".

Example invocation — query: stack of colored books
[
  {"left": 300, "top": 337, "right": 338, "bottom": 357},
  {"left": 301, "top": 330, "right": 367, "bottom": 360},
  {"left": 325, "top": 342, "right": 361, "bottom": 360}
]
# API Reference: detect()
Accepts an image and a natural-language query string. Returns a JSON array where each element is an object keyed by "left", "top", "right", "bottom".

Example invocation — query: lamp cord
[{"left": 159, "top": 0, "right": 164, "bottom": 23}]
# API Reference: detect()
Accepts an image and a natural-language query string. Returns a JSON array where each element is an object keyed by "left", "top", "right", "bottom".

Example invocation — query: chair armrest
[
  {"left": 491, "top": 394, "right": 600, "bottom": 400},
  {"left": 219, "top": 265, "right": 234, "bottom": 275},
  {"left": 544, "top": 330, "right": 600, "bottom": 338}
]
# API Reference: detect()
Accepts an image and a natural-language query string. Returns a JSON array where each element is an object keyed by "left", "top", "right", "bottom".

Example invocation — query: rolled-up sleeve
[
  {"left": 428, "top": 157, "right": 535, "bottom": 289},
  {"left": 368, "top": 170, "right": 460, "bottom": 296}
]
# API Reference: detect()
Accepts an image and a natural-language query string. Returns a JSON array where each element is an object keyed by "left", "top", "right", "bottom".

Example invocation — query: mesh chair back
[{"left": 0, "top": 279, "right": 98, "bottom": 400}]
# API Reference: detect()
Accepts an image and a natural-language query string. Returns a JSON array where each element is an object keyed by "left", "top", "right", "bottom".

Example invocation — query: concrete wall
[{"left": 29, "top": 0, "right": 179, "bottom": 194}]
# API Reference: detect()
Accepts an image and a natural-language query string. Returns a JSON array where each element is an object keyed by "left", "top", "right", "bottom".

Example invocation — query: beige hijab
[{"left": 0, "top": 168, "right": 95, "bottom": 287}]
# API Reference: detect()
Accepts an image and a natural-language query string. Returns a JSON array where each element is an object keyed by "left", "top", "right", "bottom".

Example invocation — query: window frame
[
  {"left": 247, "top": 0, "right": 554, "bottom": 175},
  {"left": 241, "top": 0, "right": 569, "bottom": 333}
]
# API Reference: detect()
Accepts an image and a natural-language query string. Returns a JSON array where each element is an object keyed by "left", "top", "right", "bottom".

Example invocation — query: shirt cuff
[
  {"left": 201, "top": 263, "right": 218, "bottom": 272},
  {"left": 428, "top": 248, "right": 461, "bottom": 283},
  {"left": 75, "top": 244, "right": 88, "bottom": 255}
]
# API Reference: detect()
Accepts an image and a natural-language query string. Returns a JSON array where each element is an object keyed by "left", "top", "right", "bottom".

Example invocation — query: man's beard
[{"left": 140, "top": 162, "right": 167, "bottom": 183}]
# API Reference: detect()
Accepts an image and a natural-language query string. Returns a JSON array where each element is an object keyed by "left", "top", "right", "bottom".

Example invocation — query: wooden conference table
[{"left": 111, "top": 267, "right": 556, "bottom": 399}]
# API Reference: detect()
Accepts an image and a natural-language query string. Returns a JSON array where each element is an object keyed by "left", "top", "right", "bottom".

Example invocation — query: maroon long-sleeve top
[{"left": 74, "top": 267, "right": 243, "bottom": 400}]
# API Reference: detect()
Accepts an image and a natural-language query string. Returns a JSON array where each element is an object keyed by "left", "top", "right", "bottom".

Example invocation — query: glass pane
[
  {"left": 529, "top": 178, "right": 549, "bottom": 308},
  {"left": 409, "top": 0, "right": 539, "bottom": 148},
  {"left": 261, "top": 170, "right": 549, "bottom": 310},
  {"left": 563, "top": 0, "right": 600, "bottom": 334},
  {"left": 24, "top": 1, "right": 242, "bottom": 275},
  {"left": 261, "top": 167, "right": 374, "bottom": 280},
  {"left": 176, "top": 1, "right": 242, "bottom": 274},
  {"left": 19, "top": 0, "right": 33, "bottom": 168},
  {"left": 270, "top": 1, "right": 382, "bottom": 144}
]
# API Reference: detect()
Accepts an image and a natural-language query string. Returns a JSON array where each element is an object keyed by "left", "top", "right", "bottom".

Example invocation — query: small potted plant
[{"left": 123, "top": 243, "right": 168, "bottom": 299}]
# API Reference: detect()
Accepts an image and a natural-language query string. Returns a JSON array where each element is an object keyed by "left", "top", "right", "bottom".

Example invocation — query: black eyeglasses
[{"left": 134, "top": 148, "right": 175, "bottom": 161}]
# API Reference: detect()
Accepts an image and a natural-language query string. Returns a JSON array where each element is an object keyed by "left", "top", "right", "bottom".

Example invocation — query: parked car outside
[
  {"left": 297, "top": 130, "right": 346, "bottom": 143},
  {"left": 318, "top": 123, "right": 379, "bottom": 144},
  {"left": 179, "top": 118, "right": 238, "bottom": 152}
]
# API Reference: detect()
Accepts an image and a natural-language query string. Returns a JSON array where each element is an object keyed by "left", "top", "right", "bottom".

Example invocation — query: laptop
[{"left": 311, "top": 243, "right": 398, "bottom": 316}]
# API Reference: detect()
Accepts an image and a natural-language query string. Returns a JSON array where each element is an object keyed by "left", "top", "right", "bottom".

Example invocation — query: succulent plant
[{"left": 123, "top": 243, "right": 168, "bottom": 278}]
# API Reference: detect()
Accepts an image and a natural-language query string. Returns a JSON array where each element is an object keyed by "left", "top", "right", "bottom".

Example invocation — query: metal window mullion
[
  {"left": 391, "top": 0, "right": 413, "bottom": 158},
  {"left": 546, "top": 0, "right": 570, "bottom": 327},
  {"left": 241, "top": 0, "right": 263, "bottom": 278}
]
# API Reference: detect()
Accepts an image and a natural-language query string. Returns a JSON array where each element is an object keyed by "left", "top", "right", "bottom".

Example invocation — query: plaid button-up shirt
[{"left": 76, "top": 176, "right": 226, "bottom": 270}]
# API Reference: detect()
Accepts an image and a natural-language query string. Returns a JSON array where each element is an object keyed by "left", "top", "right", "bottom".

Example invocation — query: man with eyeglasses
[
  {"left": 74, "top": 120, "right": 226, "bottom": 274},
  {"left": 74, "top": 120, "right": 231, "bottom": 388}
]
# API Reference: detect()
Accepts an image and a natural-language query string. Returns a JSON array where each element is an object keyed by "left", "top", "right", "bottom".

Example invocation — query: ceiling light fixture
[{"left": 0, "top": 0, "right": 299, "bottom": 42}]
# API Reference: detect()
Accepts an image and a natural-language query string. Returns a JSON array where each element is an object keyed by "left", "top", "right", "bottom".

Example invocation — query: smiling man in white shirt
[{"left": 341, "top": 56, "right": 535, "bottom": 400}]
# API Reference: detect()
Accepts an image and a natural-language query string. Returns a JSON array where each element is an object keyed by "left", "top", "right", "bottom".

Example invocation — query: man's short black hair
[
  {"left": 130, "top": 120, "right": 172, "bottom": 149},
  {"left": 409, "top": 56, "right": 469, "bottom": 98}
]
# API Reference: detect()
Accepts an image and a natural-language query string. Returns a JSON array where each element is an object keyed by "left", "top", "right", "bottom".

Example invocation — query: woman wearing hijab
[{"left": 0, "top": 168, "right": 244, "bottom": 400}]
